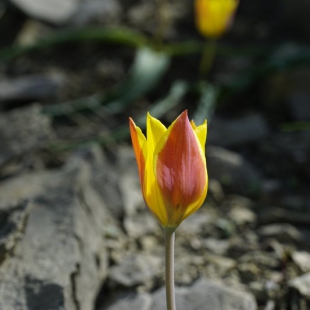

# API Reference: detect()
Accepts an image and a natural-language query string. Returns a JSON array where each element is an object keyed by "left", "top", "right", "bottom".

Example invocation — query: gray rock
[
  {"left": 0, "top": 73, "right": 64, "bottom": 102},
  {"left": 0, "top": 105, "right": 54, "bottom": 166},
  {"left": 9, "top": 0, "right": 77, "bottom": 24},
  {"left": 207, "top": 146, "right": 262, "bottom": 195},
  {"left": 292, "top": 251, "right": 310, "bottom": 273},
  {"left": 289, "top": 273, "right": 310, "bottom": 298},
  {"left": 70, "top": 0, "right": 122, "bottom": 26},
  {"left": 288, "top": 91, "right": 310, "bottom": 121},
  {"left": 108, "top": 254, "right": 162, "bottom": 288},
  {"left": 0, "top": 146, "right": 113, "bottom": 310},
  {"left": 104, "top": 292, "right": 152, "bottom": 310},
  {"left": 151, "top": 278, "right": 257, "bottom": 310},
  {"left": 208, "top": 114, "right": 269, "bottom": 147},
  {"left": 258, "top": 224, "right": 303, "bottom": 243}
]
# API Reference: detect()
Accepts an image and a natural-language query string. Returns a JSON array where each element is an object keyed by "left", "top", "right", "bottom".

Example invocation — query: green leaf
[
  {"left": 42, "top": 47, "right": 170, "bottom": 117},
  {"left": 193, "top": 82, "right": 219, "bottom": 124},
  {"left": 105, "top": 47, "right": 170, "bottom": 113}
]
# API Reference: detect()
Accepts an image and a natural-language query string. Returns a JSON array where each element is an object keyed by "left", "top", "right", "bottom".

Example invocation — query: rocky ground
[{"left": 0, "top": 0, "right": 310, "bottom": 310}]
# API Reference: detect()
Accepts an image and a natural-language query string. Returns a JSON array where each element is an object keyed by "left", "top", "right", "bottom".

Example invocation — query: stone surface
[
  {"left": 258, "top": 224, "right": 302, "bottom": 243},
  {"left": 288, "top": 91, "right": 310, "bottom": 121},
  {"left": 289, "top": 273, "right": 310, "bottom": 298},
  {"left": 108, "top": 253, "right": 162, "bottom": 288},
  {"left": 70, "top": 0, "right": 122, "bottom": 26},
  {"left": 9, "top": 0, "right": 77, "bottom": 24},
  {"left": 207, "top": 146, "right": 262, "bottom": 195},
  {"left": 105, "top": 292, "right": 152, "bottom": 310},
  {"left": 0, "top": 105, "right": 54, "bottom": 166},
  {"left": 292, "top": 252, "right": 310, "bottom": 273},
  {"left": 151, "top": 278, "right": 257, "bottom": 310},
  {"left": 0, "top": 73, "right": 64, "bottom": 102},
  {"left": 208, "top": 114, "right": 269, "bottom": 147},
  {"left": 0, "top": 146, "right": 113, "bottom": 310}
]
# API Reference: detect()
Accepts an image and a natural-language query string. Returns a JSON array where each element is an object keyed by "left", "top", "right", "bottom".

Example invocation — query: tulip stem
[
  {"left": 164, "top": 226, "right": 176, "bottom": 310},
  {"left": 199, "top": 39, "right": 217, "bottom": 79}
]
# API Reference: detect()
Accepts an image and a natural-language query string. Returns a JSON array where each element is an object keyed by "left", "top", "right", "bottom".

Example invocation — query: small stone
[
  {"left": 204, "top": 238, "right": 230, "bottom": 255},
  {"left": 289, "top": 273, "right": 310, "bottom": 298},
  {"left": 238, "top": 264, "right": 261, "bottom": 283},
  {"left": 258, "top": 224, "right": 302, "bottom": 243},
  {"left": 9, "top": 0, "right": 77, "bottom": 24},
  {"left": 0, "top": 105, "right": 54, "bottom": 166},
  {"left": 228, "top": 206, "right": 257, "bottom": 226},
  {"left": 108, "top": 254, "right": 162, "bottom": 288},
  {"left": 104, "top": 292, "right": 152, "bottom": 310},
  {"left": 292, "top": 251, "right": 310, "bottom": 272},
  {"left": 70, "top": 0, "right": 122, "bottom": 25},
  {"left": 151, "top": 277, "right": 257, "bottom": 310},
  {"left": 0, "top": 73, "right": 64, "bottom": 102},
  {"left": 124, "top": 212, "right": 159, "bottom": 239},
  {"left": 207, "top": 146, "right": 262, "bottom": 196},
  {"left": 208, "top": 114, "right": 269, "bottom": 147}
]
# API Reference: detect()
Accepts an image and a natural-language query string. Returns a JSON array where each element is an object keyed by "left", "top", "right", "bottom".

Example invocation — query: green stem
[
  {"left": 164, "top": 226, "right": 176, "bottom": 310},
  {"left": 199, "top": 40, "right": 217, "bottom": 79}
]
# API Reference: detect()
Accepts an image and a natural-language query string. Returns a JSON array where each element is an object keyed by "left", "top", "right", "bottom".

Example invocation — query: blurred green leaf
[
  {"left": 105, "top": 47, "right": 170, "bottom": 113},
  {"left": 193, "top": 82, "right": 219, "bottom": 124},
  {"left": 49, "top": 80, "right": 188, "bottom": 151},
  {"left": 42, "top": 47, "right": 170, "bottom": 117},
  {"left": 0, "top": 27, "right": 148, "bottom": 61}
]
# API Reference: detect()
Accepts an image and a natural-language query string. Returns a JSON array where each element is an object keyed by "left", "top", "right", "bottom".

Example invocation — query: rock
[
  {"left": 258, "top": 207, "right": 310, "bottom": 226},
  {"left": 258, "top": 224, "right": 302, "bottom": 243},
  {"left": 228, "top": 205, "right": 257, "bottom": 226},
  {"left": 238, "top": 264, "right": 261, "bottom": 283},
  {"left": 0, "top": 105, "right": 54, "bottom": 166},
  {"left": 123, "top": 212, "right": 159, "bottom": 239},
  {"left": 9, "top": 0, "right": 77, "bottom": 24},
  {"left": 203, "top": 238, "right": 230, "bottom": 255},
  {"left": 292, "top": 251, "right": 310, "bottom": 273},
  {"left": 76, "top": 145, "right": 124, "bottom": 220},
  {"left": 0, "top": 146, "right": 113, "bottom": 310},
  {"left": 70, "top": 0, "right": 122, "bottom": 26},
  {"left": 0, "top": 73, "right": 64, "bottom": 103},
  {"left": 108, "top": 254, "right": 162, "bottom": 288},
  {"left": 288, "top": 91, "right": 310, "bottom": 121},
  {"left": 208, "top": 114, "right": 269, "bottom": 147},
  {"left": 207, "top": 146, "right": 262, "bottom": 196},
  {"left": 151, "top": 278, "right": 257, "bottom": 310},
  {"left": 104, "top": 292, "right": 152, "bottom": 310},
  {"left": 289, "top": 273, "right": 310, "bottom": 298}
]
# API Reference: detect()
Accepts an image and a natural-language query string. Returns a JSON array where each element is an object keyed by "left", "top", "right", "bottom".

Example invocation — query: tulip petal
[
  {"left": 193, "top": 120, "right": 207, "bottom": 155},
  {"left": 154, "top": 110, "right": 207, "bottom": 226},
  {"left": 195, "top": 0, "right": 239, "bottom": 38},
  {"left": 129, "top": 118, "right": 147, "bottom": 188},
  {"left": 144, "top": 112, "right": 167, "bottom": 193}
]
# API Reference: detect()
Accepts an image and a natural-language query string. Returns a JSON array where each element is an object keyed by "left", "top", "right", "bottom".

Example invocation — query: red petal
[{"left": 156, "top": 111, "right": 207, "bottom": 211}]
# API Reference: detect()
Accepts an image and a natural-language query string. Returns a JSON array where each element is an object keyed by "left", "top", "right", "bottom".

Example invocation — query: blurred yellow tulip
[{"left": 195, "top": 0, "right": 239, "bottom": 38}]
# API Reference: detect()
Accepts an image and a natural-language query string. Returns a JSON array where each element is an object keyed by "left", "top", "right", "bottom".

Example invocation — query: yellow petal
[
  {"left": 195, "top": 0, "right": 239, "bottom": 38},
  {"left": 193, "top": 120, "right": 207, "bottom": 155},
  {"left": 129, "top": 117, "right": 147, "bottom": 188}
]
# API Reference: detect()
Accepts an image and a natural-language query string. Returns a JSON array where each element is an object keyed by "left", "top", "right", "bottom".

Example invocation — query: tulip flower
[
  {"left": 129, "top": 110, "right": 208, "bottom": 228},
  {"left": 129, "top": 110, "right": 208, "bottom": 310},
  {"left": 194, "top": 0, "right": 239, "bottom": 39},
  {"left": 129, "top": 111, "right": 208, "bottom": 310}
]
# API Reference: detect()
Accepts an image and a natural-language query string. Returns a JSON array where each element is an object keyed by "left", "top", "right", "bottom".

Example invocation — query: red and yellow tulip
[
  {"left": 129, "top": 111, "right": 208, "bottom": 228},
  {"left": 195, "top": 0, "right": 239, "bottom": 38}
]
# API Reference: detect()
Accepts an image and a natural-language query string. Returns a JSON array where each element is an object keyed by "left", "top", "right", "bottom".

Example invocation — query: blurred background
[{"left": 0, "top": 0, "right": 310, "bottom": 310}]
